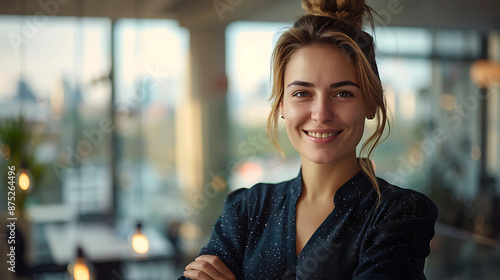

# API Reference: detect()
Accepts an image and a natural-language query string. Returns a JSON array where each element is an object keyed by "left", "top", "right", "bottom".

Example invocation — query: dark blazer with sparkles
[{"left": 179, "top": 170, "right": 438, "bottom": 280}]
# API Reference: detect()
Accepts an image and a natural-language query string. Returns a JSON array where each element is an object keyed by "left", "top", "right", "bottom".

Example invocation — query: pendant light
[
  {"left": 68, "top": 247, "right": 94, "bottom": 280},
  {"left": 131, "top": 222, "right": 149, "bottom": 254},
  {"left": 18, "top": 161, "right": 32, "bottom": 191}
]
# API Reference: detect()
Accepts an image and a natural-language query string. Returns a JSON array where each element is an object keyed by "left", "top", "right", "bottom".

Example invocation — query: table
[{"left": 44, "top": 222, "right": 174, "bottom": 265}]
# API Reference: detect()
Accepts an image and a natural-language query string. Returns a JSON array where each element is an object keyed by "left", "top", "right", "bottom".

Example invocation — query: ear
[{"left": 278, "top": 99, "right": 284, "bottom": 116}]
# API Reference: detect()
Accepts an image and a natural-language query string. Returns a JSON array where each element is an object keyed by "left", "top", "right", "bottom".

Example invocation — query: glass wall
[
  {"left": 226, "top": 22, "right": 300, "bottom": 191},
  {"left": 0, "top": 16, "right": 188, "bottom": 276},
  {"left": 0, "top": 16, "right": 113, "bottom": 213},
  {"left": 0, "top": 15, "right": 188, "bottom": 222},
  {"left": 113, "top": 18, "right": 189, "bottom": 231}
]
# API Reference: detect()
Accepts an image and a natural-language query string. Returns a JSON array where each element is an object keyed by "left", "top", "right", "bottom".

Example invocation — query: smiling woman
[
  {"left": 180, "top": 0, "right": 438, "bottom": 279},
  {"left": 280, "top": 45, "right": 371, "bottom": 170}
]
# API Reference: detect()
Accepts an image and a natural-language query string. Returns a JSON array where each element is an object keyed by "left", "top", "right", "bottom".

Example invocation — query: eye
[
  {"left": 292, "top": 91, "right": 310, "bottom": 98},
  {"left": 335, "top": 91, "right": 353, "bottom": 98}
]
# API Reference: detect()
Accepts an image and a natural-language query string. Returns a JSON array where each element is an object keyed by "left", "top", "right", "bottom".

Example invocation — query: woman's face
[{"left": 280, "top": 44, "right": 372, "bottom": 166}]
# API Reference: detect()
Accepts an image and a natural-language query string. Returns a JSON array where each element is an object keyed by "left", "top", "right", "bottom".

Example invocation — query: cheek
[
  {"left": 283, "top": 102, "right": 309, "bottom": 126},
  {"left": 283, "top": 101, "right": 306, "bottom": 117},
  {"left": 339, "top": 105, "right": 367, "bottom": 129},
  {"left": 283, "top": 103, "right": 308, "bottom": 144}
]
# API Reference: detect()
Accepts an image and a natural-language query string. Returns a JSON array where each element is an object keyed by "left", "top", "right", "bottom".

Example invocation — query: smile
[{"left": 304, "top": 130, "right": 342, "bottom": 139}]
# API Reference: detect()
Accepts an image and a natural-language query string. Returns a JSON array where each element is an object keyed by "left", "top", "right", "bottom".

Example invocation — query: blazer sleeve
[
  {"left": 352, "top": 191, "right": 438, "bottom": 280},
  {"left": 178, "top": 189, "right": 248, "bottom": 280}
]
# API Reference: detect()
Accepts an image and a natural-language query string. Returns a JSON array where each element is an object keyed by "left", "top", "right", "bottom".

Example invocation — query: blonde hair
[{"left": 267, "top": 0, "right": 389, "bottom": 201}]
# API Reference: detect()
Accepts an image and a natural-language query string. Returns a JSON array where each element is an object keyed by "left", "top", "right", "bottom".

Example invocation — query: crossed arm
[{"left": 183, "top": 255, "right": 236, "bottom": 280}]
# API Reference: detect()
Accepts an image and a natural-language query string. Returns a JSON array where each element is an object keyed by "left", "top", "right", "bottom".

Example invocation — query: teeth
[{"left": 307, "top": 131, "right": 338, "bottom": 138}]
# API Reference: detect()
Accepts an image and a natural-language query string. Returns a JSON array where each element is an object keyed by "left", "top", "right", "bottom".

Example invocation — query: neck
[{"left": 300, "top": 155, "right": 360, "bottom": 203}]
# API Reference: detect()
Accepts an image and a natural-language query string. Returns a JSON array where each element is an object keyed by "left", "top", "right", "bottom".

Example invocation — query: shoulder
[
  {"left": 354, "top": 178, "right": 438, "bottom": 278},
  {"left": 374, "top": 177, "right": 439, "bottom": 222}
]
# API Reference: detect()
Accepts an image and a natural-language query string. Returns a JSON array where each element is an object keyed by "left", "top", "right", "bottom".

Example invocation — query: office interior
[{"left": 1, "top": 0, "right": 500, "bottom": 279}]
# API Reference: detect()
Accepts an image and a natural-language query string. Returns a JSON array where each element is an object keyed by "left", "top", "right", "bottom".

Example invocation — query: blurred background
[{"left": 0, "top": 0, "right": 499, "bottom": 279}]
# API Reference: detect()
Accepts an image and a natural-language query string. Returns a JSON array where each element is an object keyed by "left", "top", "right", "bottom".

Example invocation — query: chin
[
  {"left": 303, "top": 152, "right": 342, "bottom": 165},
  {"left": 301, "top": 147, "right": 358, "bottom": 166}
]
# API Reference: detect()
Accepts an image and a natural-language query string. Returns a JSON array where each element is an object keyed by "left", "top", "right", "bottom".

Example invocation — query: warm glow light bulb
[
  {"left": 74, "top": 257, "right": 90, "bottom": 280},
  {"left": 19, "top": 172, "right": 30, "bottom": 191},
  {"left": 132, "top": 231, "right": 149, "bottom": 254}
]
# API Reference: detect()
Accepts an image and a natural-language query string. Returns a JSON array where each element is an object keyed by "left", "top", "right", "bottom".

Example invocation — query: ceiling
[{"left": 0, "top": 0, "right": 499, "bottom": 31}]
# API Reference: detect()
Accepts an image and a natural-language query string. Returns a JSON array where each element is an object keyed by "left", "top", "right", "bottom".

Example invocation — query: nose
[{"left": 311, "top": 97, "right": 334, "bottom": 123}]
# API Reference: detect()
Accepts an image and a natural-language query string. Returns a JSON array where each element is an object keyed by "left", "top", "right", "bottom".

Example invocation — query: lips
[{"left": 304, "top": 130, "right": 342, "bottom": 139}]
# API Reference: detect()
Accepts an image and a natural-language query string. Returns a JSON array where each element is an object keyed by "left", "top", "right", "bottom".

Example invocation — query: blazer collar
[{"left": 291, "top": 169, "right": 373, "bottom": 207}]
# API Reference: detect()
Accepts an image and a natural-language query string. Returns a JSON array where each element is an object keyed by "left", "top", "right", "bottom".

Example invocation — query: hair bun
[{"left": 302, "top": 0, "right": 368, "bottom": 28}]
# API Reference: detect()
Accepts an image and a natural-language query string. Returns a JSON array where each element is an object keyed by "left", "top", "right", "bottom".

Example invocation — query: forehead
[{"left": 284, "top": 44, "right": 358, "bottom": 84}]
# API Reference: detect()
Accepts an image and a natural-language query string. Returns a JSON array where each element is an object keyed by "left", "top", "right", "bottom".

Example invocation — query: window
[{"left": 226, "top": 21, "right": 301, "bottom": 190}]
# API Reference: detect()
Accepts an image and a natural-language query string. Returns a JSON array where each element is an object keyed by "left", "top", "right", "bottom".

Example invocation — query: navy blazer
[{"left": 179, "top": 171, "right": 438, "bottom": 279}]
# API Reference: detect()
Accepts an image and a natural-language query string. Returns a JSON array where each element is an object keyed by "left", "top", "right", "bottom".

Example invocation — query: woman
[{"left": 181, "top": 0, "right": 438, "bottom": 279}]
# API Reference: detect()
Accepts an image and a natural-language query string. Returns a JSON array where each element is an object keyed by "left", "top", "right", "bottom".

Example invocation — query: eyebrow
[{"left": 286, "top": 80, "right": 360, "bottom": 89}]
